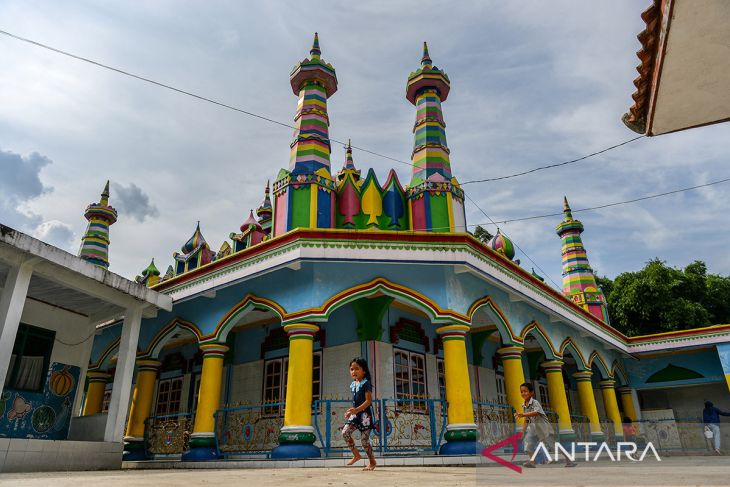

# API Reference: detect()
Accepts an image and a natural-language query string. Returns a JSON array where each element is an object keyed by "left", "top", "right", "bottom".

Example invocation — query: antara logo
[{"left": 481, "top": 433, "right": 662, "bottom": 474}]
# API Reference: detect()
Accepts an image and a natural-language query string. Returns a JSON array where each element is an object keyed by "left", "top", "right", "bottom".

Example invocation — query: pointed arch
[
  {"left": 588, "top": 350, "right": 613, "bottom": 379},
  {"left": 89, "top": 336, "right": 120, "bottom": 371},
  {"left": 519, "top": 321, "right": 560, "bottom": 360},
  {"left": 143, "top": 318, "right": 203, "bottom": 358},
  {"left": 283, "top": 278, "right": 470, "bottom": 326},
  {"left": 559, "top": 337, "right": 590, "bottom": 371},
  {"left": 611, "top": 360, "right": 629, "bottom": 385},
  {"left": 205, "top": 295, "right": 286, "bottom": 343},
  {"left": 466, "top": 296, "right": 519, "bottom": 344}
]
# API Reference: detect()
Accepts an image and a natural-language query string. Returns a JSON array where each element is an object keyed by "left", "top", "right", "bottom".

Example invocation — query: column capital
[
  {"left": 136, "top": 359, "right": 161, "bottom": 372},
  {"left": 541, "top": 359, "right": 565, "bottom": 373},
  {"left": 572, "top": 370, "right": 593, "bottom": 381},
  {"left": 87, "top": 370, "right": 113, "bottom": 383},
  {"left": 617, "top": 386, "right": 633, "bottom": 395},
  {"left": 496, "top": 345, "right": 524, "bottom": 359},
  {"left": 599, "top": 379, "right": 617, "bottom": 389},
  {"left": 435, "top": 324, "right": 470, "bottom": 340},
  {"left": 199, "top": 343, "right": 229, "bottom": 357},
  {"left": 283, "top": 323, "right": 319, "bottom": 340}
]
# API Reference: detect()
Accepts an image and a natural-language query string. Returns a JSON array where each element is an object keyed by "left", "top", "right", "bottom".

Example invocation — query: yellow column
[
  {"left": 124, "top": 359, "right": 161, "bottom": 437},
  {"left": 271, "top": 323, "right": 320, "bottom": 459},
  {"left": 123, "top": 359, "right": 160, "bottom": 460},
  {"left": 617, "top": 386, "right": 638, "bottom": 422},
  {"left": 600, "top": 379, "right": 623, "bottom": 438},
  {"left": 183, "top": 343, "right": 228, "bottom": 460},
  {"left": 436, "top": 325, "right": 477, "bottom": 453},
  {"left": 497, "top": 345, "right": 526, "bottom": 426},
  {"left": 82, "top": 371, "right": 111, "bottom": 416},
  {"left": 541, "top": 360, "right": 574, "bottom": 438},
  {"left": 573, "top": 371, "right": 603, "bottom": 439}
]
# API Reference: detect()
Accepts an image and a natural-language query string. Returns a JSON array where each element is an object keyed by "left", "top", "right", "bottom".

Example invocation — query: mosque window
[
  {"left": 495, "top": 373, "right": 507, "bottom": 405},
  {"left": 394, "top": 349, "right": 427, "bottom": 410},
  {"left": 4, "top": 323, "right": 55, "bottom": 392},
  {"left": 436, "top": 358, "right": 446, "bottom": 400},
  {"left": 155, "top": 377, "right": 183, "bottom": 416}
]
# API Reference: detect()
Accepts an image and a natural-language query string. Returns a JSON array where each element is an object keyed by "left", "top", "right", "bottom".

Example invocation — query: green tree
[
  {"left": 602, "top": 259, "right": 730, "bottom": 336},
  {"left": 473, "top": 225, "right": 493, "bottom": 244}
]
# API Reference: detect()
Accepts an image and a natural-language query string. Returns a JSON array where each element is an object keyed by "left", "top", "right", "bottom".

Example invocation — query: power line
[
  {"left": 2, "top": 28, "right": 644, "bottom": 180},
  {"left": 476, "top": 176, "right": 730, "bottom": 226},
  {"left": 461, "top": 136, "right": 645, "bottom": 185},
  {"left": 464, "top": 193, "right": 562, "bottom": 288}
]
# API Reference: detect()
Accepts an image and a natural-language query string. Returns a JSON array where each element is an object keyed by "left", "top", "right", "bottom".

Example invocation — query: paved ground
[{"left": 1, "top": 457, "right": 728, "bottom": 487}]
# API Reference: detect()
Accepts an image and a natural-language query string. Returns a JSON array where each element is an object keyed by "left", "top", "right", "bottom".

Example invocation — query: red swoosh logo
[{"left": 481, "top": 432, "right": 523, "bottom": 473}]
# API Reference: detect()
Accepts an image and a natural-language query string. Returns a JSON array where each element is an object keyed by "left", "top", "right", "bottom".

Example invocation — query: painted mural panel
[{"left": 0, "top": 362, "right": 80, "bottom": 439}]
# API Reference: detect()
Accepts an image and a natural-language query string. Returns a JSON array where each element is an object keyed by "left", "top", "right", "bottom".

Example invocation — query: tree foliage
[
  {"left": 473, "top": 225, "right": 493, "bottom": 244},
  {"left": 598, "top": 259, "right": 730, "bottom": 336}
]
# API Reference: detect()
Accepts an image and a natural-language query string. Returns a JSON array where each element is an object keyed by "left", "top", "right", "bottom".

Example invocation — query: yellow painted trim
[
  {"left": 446, "top": 193, "right": 455, "bottom": 232},
  {"left": 310, "top": 183, "right": 318, "bottom": 227}
]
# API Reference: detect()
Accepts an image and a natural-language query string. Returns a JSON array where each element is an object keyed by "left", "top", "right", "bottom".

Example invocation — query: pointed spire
[
  {"left": 257, "top": 180, "right": 273, "bottom": 220},
  {"left": 344, "top": 139, "right": 355, "bottom": 170},
  {"left": 563, "top": 196, "right": 573, "bottom": 219},
  {"left": 100, "top": 180, "right": 110, "bottom": 206},
  {"left": 421, "top": 41, "right": 432, "bottom": 68},
  {"left": 310, "top": 32, "right": 321, "bottom": 60},
  {"left": 143, "top": 258, "right": 160, "bottom": 277}
]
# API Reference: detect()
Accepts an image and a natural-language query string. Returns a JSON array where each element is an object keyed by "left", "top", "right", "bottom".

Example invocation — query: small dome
[
  {"left": 142, "top": 258, "right": 160, "bottom": 277},
  {"left": 181, "top": 222, "right": 207, "bottom": 254},
  {"left": 487, "top": 229, "right": 515, "bottom": 260},
  {"left": 241, "top": 210, "right": 262, "bottom": 232}
]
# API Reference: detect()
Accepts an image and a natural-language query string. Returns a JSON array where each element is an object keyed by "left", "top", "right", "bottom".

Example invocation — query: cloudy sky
[{"left": 1, "top": 1, "right": 728, "bottom": 287}]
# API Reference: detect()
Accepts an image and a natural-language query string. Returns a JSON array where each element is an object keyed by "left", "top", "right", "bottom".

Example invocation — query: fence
[
  {"left": 636, "top": 417, "right": 714, "bottom": 453},
  {"left": 144, "top": 412, "right": 193, "bottom": 457},
  {"left": 473, "top": 401, "right": 516, "bottom": 449},
  {"left": 214, "top": 402, "right": 285, "bottom": 457}
]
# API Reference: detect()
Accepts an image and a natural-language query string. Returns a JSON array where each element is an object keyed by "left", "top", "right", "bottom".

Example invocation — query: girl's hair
[
  {"left": 350, "top": 357, "right": 372, "bottom": 382},
  {"left": 519, "top": 382, "right": 534, "bottom": 393}
]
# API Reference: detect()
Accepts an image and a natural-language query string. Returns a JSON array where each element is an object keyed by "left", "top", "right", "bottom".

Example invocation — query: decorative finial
[
  {"left": 100, "top": 180, "right": 110, "bottom": 206},
  {"left": 421, "top": 41, "right": 432, "bottom": 68},
  {"left": 310, "top": 32, "right": 321, "bottom": 60},
  {"left": 563, "top": 196, "right": 573, "bottom": 219}
]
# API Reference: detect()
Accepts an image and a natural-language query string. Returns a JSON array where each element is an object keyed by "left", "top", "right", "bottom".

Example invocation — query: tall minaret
[
  {"left": 273, "top": 33, "right": 338, "bottom": 235},
  {"left": 556, "top": 197, "right": 609, "bottom": 322},
  {"left": 79, "top": 181, "right": 118, "bottom": 268},
  {"left": 406, "top": 42, "right": 466, "bottom": 232}
]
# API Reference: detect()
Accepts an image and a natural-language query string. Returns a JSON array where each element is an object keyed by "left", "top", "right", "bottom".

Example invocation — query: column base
[
  {"left": 123, "top": 437, "right": 147, "bottom": 461},
  {"left": 182, "top": 434, "right": 220, "bottom": 461},
  {"left": 440, "top": 440, "right": 482, "bottom": 456},
  {"left": 440, "top": 426, "right": 480, "bottom": 455},
  {"left": 271, "top": 426, "right": 320, "bottom": 459},
  {"left": 271, "top": 443, "right": 321, "bottom": 459}
]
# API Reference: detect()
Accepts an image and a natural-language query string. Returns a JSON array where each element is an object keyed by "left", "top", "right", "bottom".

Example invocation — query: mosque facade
[{"left": 15, "top": 34, "right": 729, "bottom": 462}]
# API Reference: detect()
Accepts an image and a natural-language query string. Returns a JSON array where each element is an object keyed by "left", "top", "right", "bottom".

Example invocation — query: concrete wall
[{"left": 0, "top": 438, "right": 123, "bottom": 472}]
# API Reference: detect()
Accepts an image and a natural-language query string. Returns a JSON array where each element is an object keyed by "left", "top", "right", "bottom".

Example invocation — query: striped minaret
[
  {"left": 273, "top": 33, "right": 338, "bottom": 235},
  {"left": 288, "top": 32, "right": 337, "bottom": 176},
  {"left": 406, "top": 42, "right": 466, "bottom": 233},
  {"left": 556, "top": 197, "right": 609, "bottom": 322},
  {"left": 79, "top": 181, "right": 118, "bottom": 268},
  {"left": 409, "top": 42, "right": 452, "bottom": 184}
]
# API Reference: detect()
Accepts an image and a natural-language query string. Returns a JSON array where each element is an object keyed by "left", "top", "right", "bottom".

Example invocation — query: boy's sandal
[
  {"left": 522, "top": 461, "right": 536, "bottom": 468},
  {"left": 565, "top": 462, "right": 577, "bottom": 467}
]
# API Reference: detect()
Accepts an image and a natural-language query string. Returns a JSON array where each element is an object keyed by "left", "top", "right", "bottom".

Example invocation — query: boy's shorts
[{"left": 523, "top": 430, "right": 553, "bottom": 452}]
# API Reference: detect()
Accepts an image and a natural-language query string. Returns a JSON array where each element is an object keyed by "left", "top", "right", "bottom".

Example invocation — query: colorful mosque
[{"left": 35, "top": 35, "right": 730, "bottom": 462}]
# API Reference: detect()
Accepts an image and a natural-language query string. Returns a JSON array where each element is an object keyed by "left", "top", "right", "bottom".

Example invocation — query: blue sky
[{"left": 1, "top": 1, "right": 728, "bottom": 287}]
